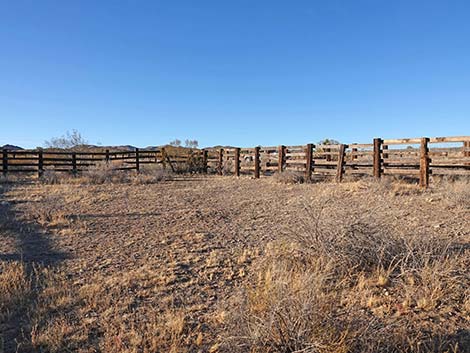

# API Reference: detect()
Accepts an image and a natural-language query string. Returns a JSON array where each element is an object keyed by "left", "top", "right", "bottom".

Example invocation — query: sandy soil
[{"left": 0, "top": 176, "right": 468, "bottom": 352}]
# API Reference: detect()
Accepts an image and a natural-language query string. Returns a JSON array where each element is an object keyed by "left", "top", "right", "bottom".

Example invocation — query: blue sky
[{"left": 1, "top": 0, "right": 469, "bottom": 148}]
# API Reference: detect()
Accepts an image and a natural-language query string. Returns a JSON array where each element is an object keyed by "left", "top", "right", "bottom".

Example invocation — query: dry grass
[
  {"left": 0, "top": 176, "right": 468, "bottom": 352},
  {"left": 222, "top": 179, "right": 470, "bottom": 353},
  {"left": 273, "top": 170, "right": 306, "bottom": 184},
  {"left": 39, "top": 162, "right": 174, "bottom": 185}
]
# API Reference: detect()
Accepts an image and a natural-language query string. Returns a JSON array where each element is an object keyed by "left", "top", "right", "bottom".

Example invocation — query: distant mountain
[{"left": 1, "top": 144, "right": 24, "bottom": 151}]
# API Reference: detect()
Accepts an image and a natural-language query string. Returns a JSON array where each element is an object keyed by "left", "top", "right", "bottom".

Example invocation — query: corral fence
[{"left": 2, "top": 135, "right": 469, "bottom": 187}]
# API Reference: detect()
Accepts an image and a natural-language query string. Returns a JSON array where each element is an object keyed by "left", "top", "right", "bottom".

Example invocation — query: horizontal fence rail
[{"left": 1, "top": 136, "right": 469, "bottom": 187}]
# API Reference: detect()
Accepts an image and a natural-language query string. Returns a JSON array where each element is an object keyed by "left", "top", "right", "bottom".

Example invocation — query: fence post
[
  {"left": 373, "top": 138, "right": 382, "bottom": 179},
  {"left": 335, "top": 144, "right": 346, "bottom": 182},
  {"left": 38, "top": 150, "right": 44, "bottom": 178},
  {"left": 254, "top": 146, "right": 260, "bottom": 178},
  {"left": 202, "top": 149, "right": 208, "bottom": 173},
  {"left": 135, "top": 148, "right": 140, "bottom": 172},
  {"left": 419, "top": 137, "right": 430, "bottom": 188},
  {"left": 105, "top": 149, "right": 110, "bottom": 164},
  {"left": 218, "top": 148, "right": 223, "bottom": 175},
  {"left": 2, "top": 149, "right": 8, "bottom": 176},
  {"left": 234, "top": 148, "right": 240, "bottom": 177},
  {"left": 72, "top": 153, "right": 77, "bottom": 175},
  {"left": 305, "top": 143, "right": 313, "bottom": 181},
  {"left": 278, "top": 145, "right": 285, "bottom": 173},
  {"left": 161, "top": 147, "right": 166, "bottom": 169}
]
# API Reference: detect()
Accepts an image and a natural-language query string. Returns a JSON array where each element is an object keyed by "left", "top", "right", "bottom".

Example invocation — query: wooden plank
[
  {"left": 419, "top": 137, "right": 430, "bottom": 188},
  {"left": 429, "top": 136, "right": 470, "bottom": 143},
  {"left": 254, "top": 146, "right": 260, "bottom": 178},
  {"left": 373, "top": 138, "right": 382, "bottom": 179},
  {"left": 335, "top": 144, "right": 346, "bottom": 182},
  {"left": 382, "top": 138, "right": 421, "bottom": 145}
]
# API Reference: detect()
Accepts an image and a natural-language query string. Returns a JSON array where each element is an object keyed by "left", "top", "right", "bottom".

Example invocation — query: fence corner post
[
  {"left": 419, "top": 137, "right": 430, "bottom": 188},
  {"left": 373, "top": 138, "right": 382, "bottom": 179}
]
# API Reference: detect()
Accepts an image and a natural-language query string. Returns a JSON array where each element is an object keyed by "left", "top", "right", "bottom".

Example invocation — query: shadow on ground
[{"left": 0, "top": 183, "right": 69, "bottom": 353}]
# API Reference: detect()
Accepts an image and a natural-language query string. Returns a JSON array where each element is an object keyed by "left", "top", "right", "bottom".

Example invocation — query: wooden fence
[{"left": 1, "top": 136, "right": 469, "bottom": 187}]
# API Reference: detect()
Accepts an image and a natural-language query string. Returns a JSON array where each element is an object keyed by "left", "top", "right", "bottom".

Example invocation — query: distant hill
[{"left": 1, "top": 144, "right": 24, "bottom": 151}]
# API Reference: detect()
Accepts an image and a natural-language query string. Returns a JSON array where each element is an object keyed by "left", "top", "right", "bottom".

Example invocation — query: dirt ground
[{"left": 0, "top": 175, "right": 469, "bottom": 352}]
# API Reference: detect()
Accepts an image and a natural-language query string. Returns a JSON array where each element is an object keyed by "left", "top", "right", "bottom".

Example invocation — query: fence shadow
[{"left": 0, "top": 184, "right": 69, "bottom": 353}]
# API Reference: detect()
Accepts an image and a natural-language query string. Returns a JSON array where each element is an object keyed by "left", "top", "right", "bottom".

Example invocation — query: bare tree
[
  {"left": 169, "top": 139, "right": 181, "bottom": 147},
  {"left": 44, "top": 130, "right": 88, "bottom": 149},
  {"left": 184, "top": 139, "right": 199, "bottom": 149},
  {"left": 318, "top": 138, "right": 340, "bottom": 145}
]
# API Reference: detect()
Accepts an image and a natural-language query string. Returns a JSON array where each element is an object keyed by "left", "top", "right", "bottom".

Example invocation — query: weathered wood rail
[{"left": 1, "top": 135, "right": 469, "bottom": 187}]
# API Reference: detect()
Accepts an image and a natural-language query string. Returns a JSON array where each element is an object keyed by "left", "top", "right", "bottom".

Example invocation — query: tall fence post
[
  {"left": 202, "top": 149, "right": 208, "bottom": 173},
  {"left": 234, "top": 148, "right": 240, "bottom": 177},
  {"left": 254, "top": 147, "right": 260, "bottom": 178},
  {"left": 135, "top": 148, "right": 140, "bottom": 172},
  {"left": 335, "top": 144, "right": 346, "bottom": 182},
  {"left": 161, "top": 147, "right": 166, "bottom": 169},
  {"left": 419, "top": 137, "right": 430, "bottom": 188},
  {"left": 38, "top": 150, "right": 44, "bottom": 178},
  {"left": 373, "top": 138, "right": 382, "bottom": 179},
  {"left": 72, "top": 153, "right": 77, "bottom": 175},
  {"left": 2, "top": 149, "right": 8, "bottom": 176},
  {"left": 105, "top": 149, "right": 110, "bottom": 164},
  {"left": 305, "top": 143, "right": 313, "bottom": 181},
  {"left": 218, "top": 148, "right": 223, "bottom": 175},
  {"left": 278, "top": 145, "right": 285, "bottom": 173}
]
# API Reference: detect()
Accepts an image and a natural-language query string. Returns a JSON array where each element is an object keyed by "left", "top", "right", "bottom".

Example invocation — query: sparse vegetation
[{"left": 1, "top": 177, "right": 468, "bottom": 352}]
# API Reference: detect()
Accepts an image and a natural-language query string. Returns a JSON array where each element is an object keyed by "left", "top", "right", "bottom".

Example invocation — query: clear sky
[{"left": 1, "top": 0, "right": 469, "bottom": 148}]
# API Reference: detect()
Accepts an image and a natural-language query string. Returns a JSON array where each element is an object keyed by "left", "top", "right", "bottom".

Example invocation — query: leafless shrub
[
  {"left": 273, "top": 170, "right": 305, "bottom": 184},
  {"left": 224, "top": 188, "right": 469, "bottom": 353},
  {"left": 134, "top": 167, "right": 173, "bottom": 184},
  {"left": 435, "top": 178, "right": 470, "bottom": 209},
  {"left": 39, "top": 170, "right": 73, "bottom": 185},
  {"left": 80, "top": 162, "right": 131, "bottom": 184},
  {"left": 222, "top": 158, "right": 234, "bottom": 175},
  {"left": 26, "top": 194, "right": 67, "bottom": 227}
]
